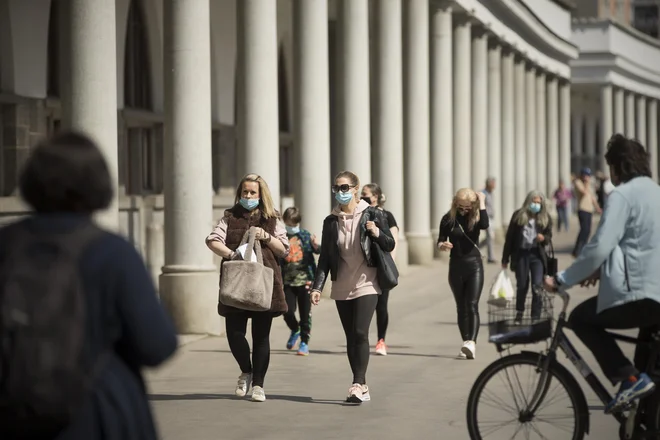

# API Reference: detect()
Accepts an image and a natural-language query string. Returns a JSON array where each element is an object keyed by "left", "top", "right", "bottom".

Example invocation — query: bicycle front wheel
[{"left": 466, "top": 352, "right": 589, "bottom": 440}]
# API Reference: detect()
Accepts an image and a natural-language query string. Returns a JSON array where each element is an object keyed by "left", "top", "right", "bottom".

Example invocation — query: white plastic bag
[
  {"left": 236, "top": 243, "right": 258, "bottom": 262},
  {"left": 488, "top": 270, "right": 515, "bottom": 307}
]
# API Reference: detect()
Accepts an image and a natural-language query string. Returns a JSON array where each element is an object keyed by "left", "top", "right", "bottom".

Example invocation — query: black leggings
[
  {"left": 225, "top": 312, "right": 273, "bottom": 388},
  {"left": 376, "top": 289, "right": 390, "bottom": 341},
  {"left": 448, "top": 256, "right": 484, "bottom": 342},
  {"left": 283, "top": 285, "right": 312, "bottom": 343},
  {"left": 336, "top": 295, "right": 378, "bottom": 385}
]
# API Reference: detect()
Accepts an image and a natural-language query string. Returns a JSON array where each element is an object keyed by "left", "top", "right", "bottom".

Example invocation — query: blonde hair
[
  {"left": 514, "top": 190, "right": 550, "bottom": 228},
  {"left": 234, "top": 173, "right": 279, "bottom": 219},
  {"left": 448, "top": 188, "right": 480, "bottom": 230},
  {"left": 334, "top": 171, "right": 360, "bottom": 202}
]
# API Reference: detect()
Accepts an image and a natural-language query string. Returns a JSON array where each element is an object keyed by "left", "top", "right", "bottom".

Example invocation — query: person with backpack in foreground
[{"left": 0, "top": 132, "right": 178, "bottom": 440}]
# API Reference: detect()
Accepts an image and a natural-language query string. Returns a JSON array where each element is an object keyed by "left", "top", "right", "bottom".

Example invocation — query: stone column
[
  {"left": 337, "top": 0, "right": 371, "bottom": 182},
  {"left": 501, "top": 49, "right": 515, "bottom": 227},
  {"left": 514, "top": 56, "right": 526, "bottom": 202},
  {"left": 547, "top": 76, "right": 559, "bottom": 198},
  {"left": 637, "top": 95, "right": 647, "bottom": 146},
  {"left": 64, "top": 0, "right": 119, "bottom": 229},
  {"left": 293, "top": 0, "right": 331, "bottom": 238},
  {"left": 585, "top": 111, "right": 597, "bottom": 172},
  {"left": 600, "top": 84, "right": 613, "bottom": 172},
  {"left": 487, "top": 42, "right": 502, "bottom": 234},
  {"left": 625, "top": 91, "right": 636, "bottom": 138},
  {"left": 525, "top": 65, "right": 537, "bottom": 191},
  {"left": 430, "top": 4, "right": 453, "bottom": 257},
  {"left": 536, "top": 71, "right": 547, "bottom": 197},
  {"left": 237, "top": 0, "right": 280, "bottom": 206},
  {"left": 373, "top": 0, "right": 407, "bottom": 266},
  {"left": 614, "top": 87, "right": 625, "bottom": 134},
  {"left": 471, "top": 27, "right": 488, "bottom": 189},
  {"left": 453, "top": 15, "right": 471, "bottom": 191},
  {"left": 559, "top": 80, "right": 571, "bottom": 188},
  {"left": 403, "top": 0, "right": 432, "bottom": 264},
  {"left": 161, "top": 0, "right": 218, "bottom": 335},
  {"left": 649, "top": 99, "right": 659, "bottom": 181}
]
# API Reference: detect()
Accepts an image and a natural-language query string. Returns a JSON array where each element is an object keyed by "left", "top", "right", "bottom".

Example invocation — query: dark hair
[
  {"left": 604, "top": 134, "right": 652, "bottom": 183},
  {"left": 19, "top": 131, "right": 113, "bottom": 214},
  {"left": 362, "top": 183, "right": 386, "bottom": 207},
  {"left": 282, "top": 206, "right": 301, "bottom": 224}
]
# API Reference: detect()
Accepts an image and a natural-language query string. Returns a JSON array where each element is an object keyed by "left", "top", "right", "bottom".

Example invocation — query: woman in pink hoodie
[{"left": 310, "top": 171, "right": 395, "bottom": 404}]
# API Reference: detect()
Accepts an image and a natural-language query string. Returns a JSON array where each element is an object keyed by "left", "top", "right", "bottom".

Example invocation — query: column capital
[{"left": 432, "top": 0, "right": 455, "bottom": 12}]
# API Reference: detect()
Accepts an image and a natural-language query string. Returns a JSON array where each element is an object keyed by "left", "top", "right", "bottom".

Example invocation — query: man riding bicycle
[{"left": 544, "top": 134, "right": 660, "bottom": 414}]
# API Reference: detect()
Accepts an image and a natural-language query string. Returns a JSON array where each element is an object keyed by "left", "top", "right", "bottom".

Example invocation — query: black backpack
[{"left": 0, "top": 222, "right": 103, "bottom": 439}]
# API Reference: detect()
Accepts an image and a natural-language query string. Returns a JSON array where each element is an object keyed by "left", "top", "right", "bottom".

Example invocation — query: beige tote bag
[{"left": 219, "top": 227, "right": 274, "bottom": 312}]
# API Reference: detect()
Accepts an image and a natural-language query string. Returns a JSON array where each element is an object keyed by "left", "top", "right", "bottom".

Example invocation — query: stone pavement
[{"left": 147, "top": 220, "right": 628, "bottom": 439}]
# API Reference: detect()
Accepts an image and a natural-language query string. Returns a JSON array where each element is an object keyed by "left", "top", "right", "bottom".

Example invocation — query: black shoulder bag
[{"left": 368, "top": 209, "right": 399, "bottom": 290}]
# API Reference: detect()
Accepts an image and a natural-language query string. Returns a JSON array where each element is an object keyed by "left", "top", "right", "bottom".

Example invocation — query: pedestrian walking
[
  {"left": 553, "top": 180, "right": 572, "bottom": 232},
  {"left": 501, "top": 190, "right": 553, "bottom": 323},
  {"left": 281, "top": 206, "right": 320, "bottom": 356},
  {"left": 206, "top": 174, "right": 290, "bottom": 403},
  {"left": 572, "top": 168, "right": 602, "bottom": 257},
  {"left": 481, "top": 177, "right": 497, "bottom": 263},
  {"left": 310, "top": 171, "right": 395, "bottom": 404},
  {"left": 361, "top": 183, "right": 399, "bottom": 356},
  {"left": 437, "top": 188, "right": 489, "bottom": 360}
]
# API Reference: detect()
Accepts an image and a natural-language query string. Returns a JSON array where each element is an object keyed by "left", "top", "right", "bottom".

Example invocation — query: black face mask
[{"left": 361, "top": 196, "right": 372, "bottom": 205}]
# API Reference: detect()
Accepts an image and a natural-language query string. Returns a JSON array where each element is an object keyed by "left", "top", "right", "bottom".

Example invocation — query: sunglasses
[{"left": 332, "top": 184, "right": 355, "bottom": 193}]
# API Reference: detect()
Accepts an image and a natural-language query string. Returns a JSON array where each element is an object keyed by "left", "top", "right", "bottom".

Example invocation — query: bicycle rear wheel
[
  {"left": 466, "top": 352, "right": 589, "bottom": 440},
  {"left": 636, "top": 389, "right": 660, "bottom": 439}
]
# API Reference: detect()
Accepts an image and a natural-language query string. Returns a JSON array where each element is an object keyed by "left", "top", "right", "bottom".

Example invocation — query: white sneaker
[
  {"left": 235, "top": 372, "right": 252, "bottom": 397},
  {"left": 457, "top": 350, "right": 467, "bottom": 359},
  {"left": 346, "top": 383, "right": 371, "bottom": 403},
  {"left": 251, "top": 386, "right": 266, "bottom": 402},
  {"left": 461, "top": 340, "right": 476, "bottom": 360}
]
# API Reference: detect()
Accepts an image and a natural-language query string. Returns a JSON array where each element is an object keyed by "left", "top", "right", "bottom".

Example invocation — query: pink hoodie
[{"left": 330, "top": 199, "right": 380, "bottom": 300}]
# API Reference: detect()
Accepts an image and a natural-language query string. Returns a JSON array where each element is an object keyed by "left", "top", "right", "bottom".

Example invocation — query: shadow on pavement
[
  {"left": 190, "top": 348, "right": 457, "bottom": 359},
  {"left": 149, "top": 393, "right": 346, "bottom": 406}
]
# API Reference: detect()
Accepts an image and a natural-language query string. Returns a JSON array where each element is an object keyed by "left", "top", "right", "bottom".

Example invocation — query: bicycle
[{"left": 466, "top": 288, "right": 660, "bottom": 439}]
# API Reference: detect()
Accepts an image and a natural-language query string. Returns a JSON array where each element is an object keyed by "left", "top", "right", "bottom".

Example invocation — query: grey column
[
  {"left": 487, "top": 42, "right": 502, "bottom": 233},
  {"left": 337, "top": 0, "right": 371, "bottom": 182},
  {"left": 649, "top": 99, "right": 659, "bottom": 181},
  {"left": 501, "top": 49, "right": 515, "bottom": 227},
  {"left": 637, "top": 95, "right": 648, "bottom": 146},
  {"left": 161, "top": 0, "right": 218, "bottom": 334},
  {"left": 626, "top": 91, "right": 636, "bottom": 138},
  {"left": 600, "top": 84, "right": 613, "bottom": 172},
  {"left": 293, "top": 0, "right": 331, "bottom": 238},
  {"left": 403, "top": 0, "right": 432, "bottom": 264},
  {"left": 431, "top": 4, "right": 453, "bottom": 257},
  {"left": 525, "top": 65, "right": 537, "bottom": 191},
  {"left": 536, "top": 71, "right": 547, "bottom": 197},
  {"left": 453, "top": 15, "right": 471, "bottom": 190},
  {"left": 65, "top": 0, "right": 119, "bottom": 228},
  {"left": 514, "top": 56, "right": 526, "bottom": 202},
  {"left": 585, "top": 110, "right": 597, "bottom": 171},
  {"left": 547, "top": 76, "right": 559, "bottom": 197},
  {"left": 471, "top": 27, "right": 488, "bottom": 189},
  {"left": 237, "top": 0, "right": 280, "bottom": 207},
  {"left": 373, "top": 0, "right": 407, "bottom": 266},
  {"left": 559, "top": 80, "right": 571, "bottom": 188},
  {"left": 614, "top": 87, "right": 625, "bottom": 134}
]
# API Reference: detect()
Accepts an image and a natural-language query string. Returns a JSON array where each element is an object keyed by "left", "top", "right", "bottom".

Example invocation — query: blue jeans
[
  {"left": 556, "top": 205, "right": 569, "bottom": 232},
  {"left": 514, "top": 248, "right": 544, "bottom": 317},
  {"left": 573, "top": 210, "right": 593, "bottom": 257}
]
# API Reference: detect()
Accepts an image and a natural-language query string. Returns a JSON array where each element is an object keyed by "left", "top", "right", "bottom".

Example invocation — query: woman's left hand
[
  {"left": 253, "top": 227, "right": 270, "bottom": 241},
  {"left": 536, "top": 233, "right": 545, "bottom": 242},
  {"left": 366, "top": 221, "right": 380, "bottom": 238},
  {"left": 477, "top": 191, "right": 486, "bottom": 208}
]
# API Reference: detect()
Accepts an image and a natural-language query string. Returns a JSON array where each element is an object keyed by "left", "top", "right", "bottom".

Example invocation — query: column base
[
  {"left": 495, "top": 227, "right": 506, "bottom": 244},
  {"left": 406, "top": 233, "right": 434, "bottom": 265},
  {"left": 159, "top": 270, "right": 223, "bottom": 336},
  {"left": 394, "top": 237, "right": 410, "bottom": 276}
]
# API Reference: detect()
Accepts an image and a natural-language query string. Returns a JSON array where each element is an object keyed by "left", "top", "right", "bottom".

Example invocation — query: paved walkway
[{"left": 147, "top": 221, "right": 628, "bottom": 439}]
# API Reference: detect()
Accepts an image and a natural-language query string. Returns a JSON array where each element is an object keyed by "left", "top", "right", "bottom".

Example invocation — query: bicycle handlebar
[{"left": 544, "top": 280, "right": 571, "bottom": 315}]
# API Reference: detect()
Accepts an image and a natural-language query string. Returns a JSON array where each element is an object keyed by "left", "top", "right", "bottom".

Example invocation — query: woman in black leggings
[
  {"left": 438, "top": 188, "right": 489, "bottom": 360},
  {"left": 310, "top": 171, "right": 395, "bottom": 404},
  {"left": 361, "top": 183, "right": 399, "bottom": 356}
]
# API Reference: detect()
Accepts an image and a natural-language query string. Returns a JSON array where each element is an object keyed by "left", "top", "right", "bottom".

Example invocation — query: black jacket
[
  {"left": 502, "top": 209, "right": 553, "bottom": 272},
  {"left": 312, "top": 206, "right": 395, "bottom": 293}
]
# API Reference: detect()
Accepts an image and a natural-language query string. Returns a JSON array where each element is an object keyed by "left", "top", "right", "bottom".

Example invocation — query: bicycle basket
[{"left": 488, "top": 289, "right": 554, "bottom": 345}]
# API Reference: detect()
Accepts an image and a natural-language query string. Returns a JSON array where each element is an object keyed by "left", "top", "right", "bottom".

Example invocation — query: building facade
[{"left": 0, "top": 0, "right": 577, "bottom": 334}]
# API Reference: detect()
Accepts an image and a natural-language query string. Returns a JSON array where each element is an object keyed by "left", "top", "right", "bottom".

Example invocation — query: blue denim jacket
[{"left": 558, "top": 176, "right": 660, "bottom": 312}]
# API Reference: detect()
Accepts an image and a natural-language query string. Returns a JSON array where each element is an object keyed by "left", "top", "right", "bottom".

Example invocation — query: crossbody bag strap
[{"left": 456, "top": 221, "right": 483, "bottom": 257}]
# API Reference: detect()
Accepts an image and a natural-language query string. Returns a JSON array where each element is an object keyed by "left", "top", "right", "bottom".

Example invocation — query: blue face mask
[
  {"left": 239, "top": 198, "right": 260, "bottom": 211},
  {"left": 528, "top": 202, "right": 541, "bottom": 214},
  {"left": 286, "top": 225, "right": 300, "bottom": 235},
  {"left": 335, "top": 191, "right": 354, "bottom": 205}
]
